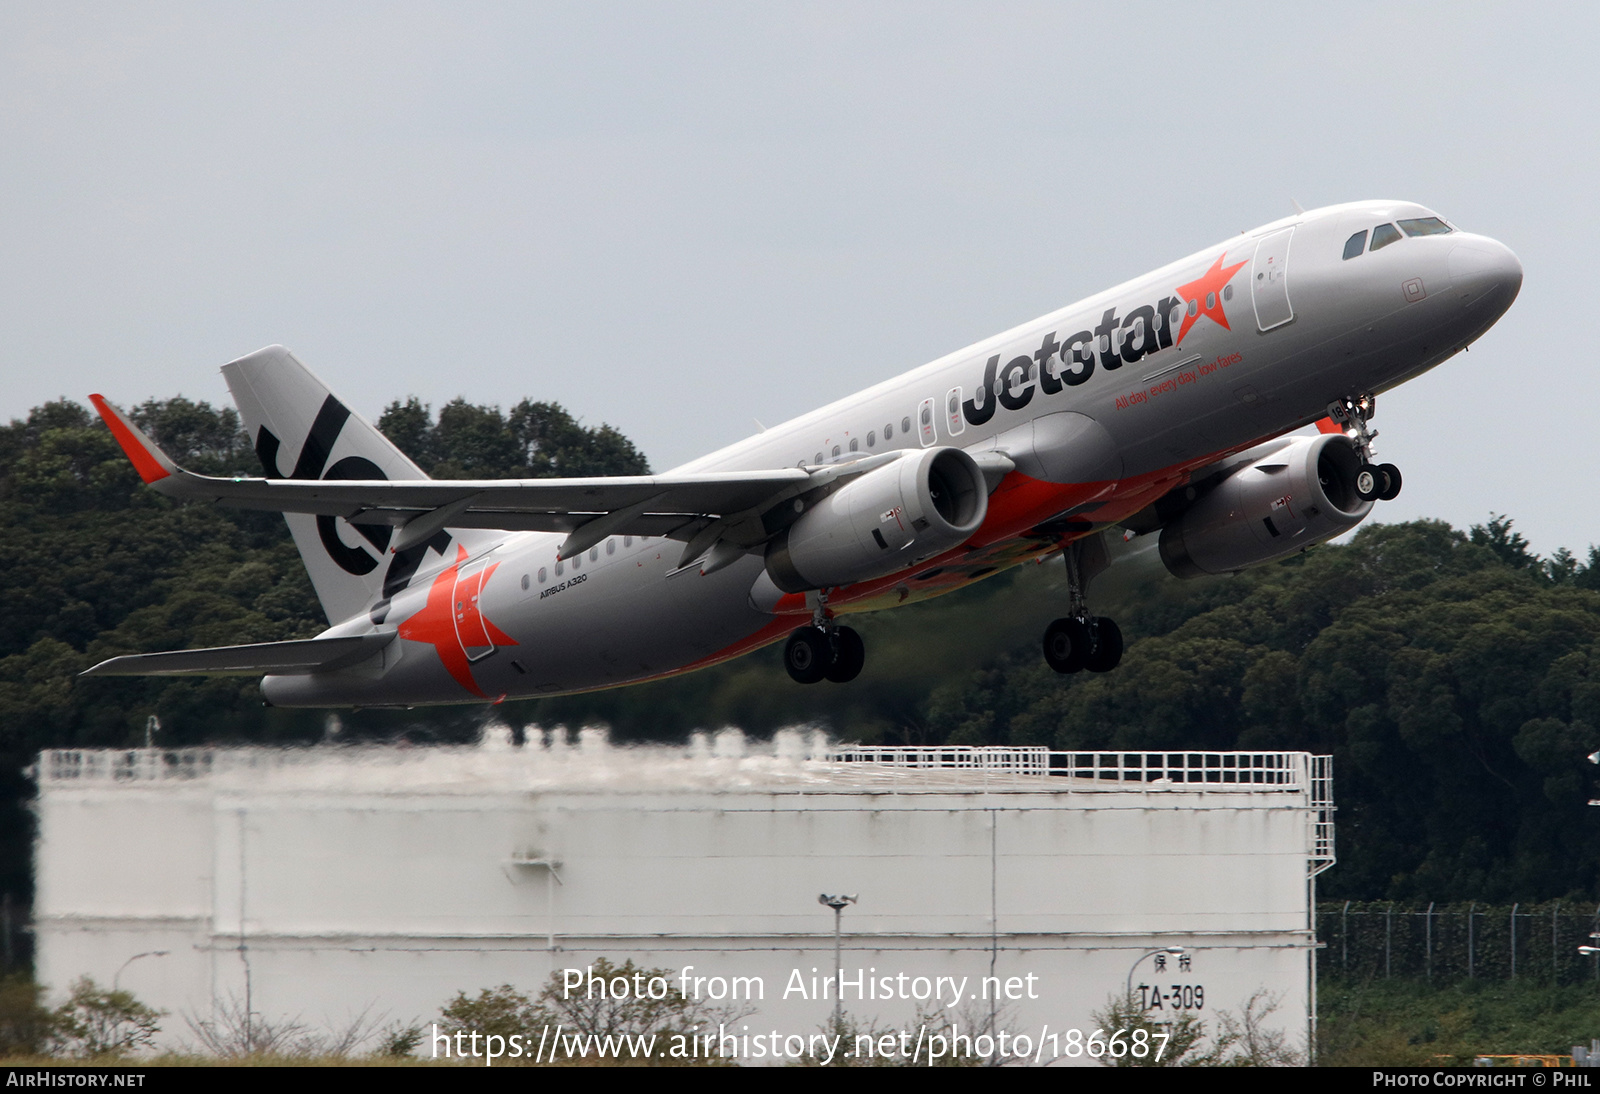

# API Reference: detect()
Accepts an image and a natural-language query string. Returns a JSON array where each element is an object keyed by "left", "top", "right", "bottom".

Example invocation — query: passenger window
[
  {"left": 1343, "top": 230, "right": 1368, "bottom": 260},
  {"left": 814, "top": 451, "right": 823, "bottom": 464},
  {"left": 867, "top": 430, "right": 876, "bottom": 447},
  {"left": 1370, "top": 223, "right": 1402, "bottom": 251},
  {"left": 883, "top": 423, "right": 893, "bottom": 439},
  {"left": 623, "top": 536, "right": 632, "bottom": 547},
  {"left": 538, "top": 567, "right": 547, "bottom": 582},
  {"left": 1399, "top": 217, "right": 1453, "bottom": 237},
  {"left": 572, "top": 553, "right": 581, "bottom": 570},
  {"left": 606, "top": 539, "right": 615, "bottom": 555},
  {"left": 521, "top": 574, "right": 530, "bottom": 591},
  {"left": 901, "top": 416, "right": 911, "bottom": 433},
  {"left": 849, "top": 438, "right": 859, "bottom": 452},
  {"left": 589, "top": 546, "right": 599, "bottom": 562},
  {"left": 831, "top": 444, "right": 841, "bottom": 458},
  {"left": 555, "top": 560, "right": 564, "bottom": 576},
  {"left": 1186, "top": 299, "right": 1198, "bottom": 316}
]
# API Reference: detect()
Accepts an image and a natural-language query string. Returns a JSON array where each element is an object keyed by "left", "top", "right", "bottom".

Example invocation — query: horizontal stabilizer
[{"left": 80, "top": 633, "right": 394, "bottom": 678}]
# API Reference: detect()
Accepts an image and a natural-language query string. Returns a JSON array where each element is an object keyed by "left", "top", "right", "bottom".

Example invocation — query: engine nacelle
[
  {"left": 1158, "top": 433, "right": 1374, "bottom": 578},
  {"left": 765, "top": 447, "right": 988, "bottom": 593}
]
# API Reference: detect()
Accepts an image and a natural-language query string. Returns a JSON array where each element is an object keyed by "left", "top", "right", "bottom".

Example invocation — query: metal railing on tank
[
  {"left": 822, "top": 746, "right": 1321, "bottom": 791},
  {"left": 38, "top": 748, "right": 215, "bottom": 783}
]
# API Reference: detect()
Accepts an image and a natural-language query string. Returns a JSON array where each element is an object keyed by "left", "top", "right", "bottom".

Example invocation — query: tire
[
  {"left": 1042, "top": 617, "right": 1090, "bottom": 674},
  {"left": 784, "top": 627, "right": 829, "bottom": 684},
  {"left": 1086, "top": 617, "right": 1124, "bottom": 673},
  {"left": 824, "top": 626, "right": 865, "bottom": 683},
  {"left": 1355, "top": 464, "right": 1382, "bottom": 502},
  {"left": 1377, "top": 462, "right": 1402, "bottom": 502}
]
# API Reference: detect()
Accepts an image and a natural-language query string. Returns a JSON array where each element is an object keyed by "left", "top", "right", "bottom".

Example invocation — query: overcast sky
[{"left": 2, "top": 3, "right": 1593, "bottom": 555}]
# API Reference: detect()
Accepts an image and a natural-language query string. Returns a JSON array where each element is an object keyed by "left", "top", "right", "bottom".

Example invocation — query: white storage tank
[{"left": 33, "top": 738, "right": 1333, "bottom": 1064}]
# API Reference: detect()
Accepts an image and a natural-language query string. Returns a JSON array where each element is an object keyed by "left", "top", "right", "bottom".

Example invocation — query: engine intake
[
  {"left": 765, "top": 447, "right": 987, "bottom": 593},
  {"left": 1158, "top": 433, "right": 1374, "bottom": 578}
]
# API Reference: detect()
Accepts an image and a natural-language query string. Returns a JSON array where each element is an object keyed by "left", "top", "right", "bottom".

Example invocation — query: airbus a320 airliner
[{"left": 83, "top": 201, "right": 1521, "bottom": 707}]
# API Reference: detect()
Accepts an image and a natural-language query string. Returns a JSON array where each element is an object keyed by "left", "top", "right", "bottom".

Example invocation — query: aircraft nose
[{"left": 1448, "top": 236, "right": 1523, "bottom": 311}]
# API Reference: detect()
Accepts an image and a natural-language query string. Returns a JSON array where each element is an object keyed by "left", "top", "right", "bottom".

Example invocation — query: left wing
[{"left": 81, "top": 634, "right": 395, "bottom": 677}]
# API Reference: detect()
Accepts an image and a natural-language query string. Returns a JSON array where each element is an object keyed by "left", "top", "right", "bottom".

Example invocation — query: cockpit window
[
  {"left": 1399, "top": 217, "right": 1453, "bottom": 237},
  {"left": 1342, "top": 230, "right": 1368, "bottom": 260},
  {"left": 1369, "top": 223, "right": 1403, "bottom": 251}
]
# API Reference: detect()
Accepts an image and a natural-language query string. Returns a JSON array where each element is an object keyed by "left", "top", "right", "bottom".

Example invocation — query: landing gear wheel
[
  {"left": 1354, "top": 464, "right": 1382, "bottom": 502},
  {"left": 1043, "top": 617, "right": 1091, "bottom": 674},
  {"left": 784, "top": 627, "right": 829, "bottom": 684},
  {"left": 824, "top": 626, "right": 865, "bottom": 683},
  {"left": 1086, "top": 617, "right": 1124, "bottom": 673},
  {"left": 1376, "top": 462, "right": 1402, "bottom": 502}
]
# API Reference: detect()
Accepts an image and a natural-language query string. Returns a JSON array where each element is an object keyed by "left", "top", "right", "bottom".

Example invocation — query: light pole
[
  {"left": 113, "top": 950, "right": 168, "bottom": 992},
  {"left": 819, "top": 893, "right": 857, "bottom": 1026},
  {"left": 1126, "top": 947, "right": 1187, "bottom": 1005}
]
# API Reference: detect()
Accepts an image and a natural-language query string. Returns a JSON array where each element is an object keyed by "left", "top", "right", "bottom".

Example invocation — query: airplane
[{"left": 82, "top": 200, "right": 1522, "bottom": 707}]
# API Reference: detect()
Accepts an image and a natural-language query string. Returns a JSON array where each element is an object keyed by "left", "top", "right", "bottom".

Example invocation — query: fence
[{"left": 1317, "top": 901, "right": 1600, "bottom": 984}]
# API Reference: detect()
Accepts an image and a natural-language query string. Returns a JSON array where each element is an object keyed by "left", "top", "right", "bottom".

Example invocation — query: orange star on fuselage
[
  {"left": 1174, "top": 252, "right": 1248, "bottom": 343},
  {"left": 397, "top": 545, "right": 517, "bottom": 696}
]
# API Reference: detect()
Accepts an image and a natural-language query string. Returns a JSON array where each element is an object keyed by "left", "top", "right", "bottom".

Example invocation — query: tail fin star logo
[{"left": 1174, "top": 252, "right": 1249, "bottom": 343}]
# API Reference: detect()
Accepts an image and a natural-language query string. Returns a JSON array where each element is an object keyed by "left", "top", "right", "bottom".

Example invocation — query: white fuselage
[{"left": 263, "top": 200, "right": 1522, "bottom": 706}]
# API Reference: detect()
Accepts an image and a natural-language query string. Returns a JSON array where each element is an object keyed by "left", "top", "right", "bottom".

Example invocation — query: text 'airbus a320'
[{"left": 83, "top": 201, "right": 1521, "bottom": 707}]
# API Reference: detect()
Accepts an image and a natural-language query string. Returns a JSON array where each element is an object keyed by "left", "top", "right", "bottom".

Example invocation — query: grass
[{"left": 1317, "top": 978, "right": 1600, "bottom": 1066}]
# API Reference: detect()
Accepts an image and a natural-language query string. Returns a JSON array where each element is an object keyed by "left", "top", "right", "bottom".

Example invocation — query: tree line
[{"left": 3, "top": 395, "right": 1600, "bottom": 912}]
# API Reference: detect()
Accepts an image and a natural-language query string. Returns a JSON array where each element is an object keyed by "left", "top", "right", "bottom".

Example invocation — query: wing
[
  {"left": 90, "top": 394, "right": 927, "bottom": 569},
  {"left": 81, "top": 634, "right": 395, "bottom": 677}
]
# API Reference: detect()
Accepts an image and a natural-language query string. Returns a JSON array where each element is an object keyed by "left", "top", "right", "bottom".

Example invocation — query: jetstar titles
[{"left": 962, "top": 251, "right": 1247, "bottom": 427}]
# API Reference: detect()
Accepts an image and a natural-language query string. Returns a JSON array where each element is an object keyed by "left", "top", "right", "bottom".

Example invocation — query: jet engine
[
  {"left": 765, "top": 447, "right": 988, "bottom": 592},
  {"left": 1158, "top": 434, "right": 1374, "bottom": 578}
]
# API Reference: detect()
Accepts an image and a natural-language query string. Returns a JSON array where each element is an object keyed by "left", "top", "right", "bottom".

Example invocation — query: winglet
[{"left": 88, "top": 394, "right": 178, "bottom": 484}]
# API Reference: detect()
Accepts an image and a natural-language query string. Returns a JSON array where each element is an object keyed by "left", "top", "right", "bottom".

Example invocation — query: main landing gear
[
  {"left": 784, "top": 624, "right": 865, "bottom": 684},
  {"left": 1329, "top": 394, "right": 1403, "bottom": 503},
  {"left": 1042, "top": 536, "right": 1124, "bottom": 675},
  {"left": 1043, "top": 616, "right": 1123, "bottom": 674},
  {"left": 785, "top": 596, "right": 865, "bottom": 684}
]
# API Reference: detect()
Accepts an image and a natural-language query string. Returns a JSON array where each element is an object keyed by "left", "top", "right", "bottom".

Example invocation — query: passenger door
[{"left": 1251, "top": 227, "right": 1295, "bottom": 331}]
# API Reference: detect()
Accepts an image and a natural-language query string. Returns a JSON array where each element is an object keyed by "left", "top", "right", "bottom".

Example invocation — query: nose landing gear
[{"left": 1330, "top": 394, "right": 1403, "bottom": 502}]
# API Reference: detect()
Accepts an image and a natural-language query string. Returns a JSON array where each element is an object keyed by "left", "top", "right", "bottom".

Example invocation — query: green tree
[
  {"left": 0, "top": 976, "right": 55, "bottom": 1056},
  {"left": 49, "top": 977, "right": 163, "bottom": 1058},
  {"left": 376, "top": 397, "right": 649, "bottom": 479}
]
